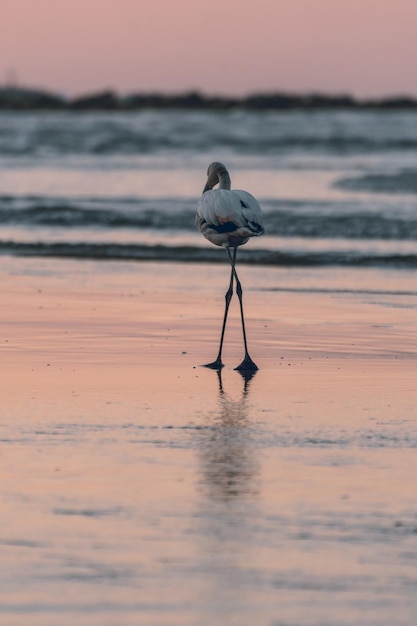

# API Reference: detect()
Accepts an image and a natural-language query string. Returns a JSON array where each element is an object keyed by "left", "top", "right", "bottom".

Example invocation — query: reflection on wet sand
[
  {"left": 198, "top": 368, "right": 260, "bottom": 502},
  {"left": 194, "top": 369, "right": 261, "bottom": 621}
]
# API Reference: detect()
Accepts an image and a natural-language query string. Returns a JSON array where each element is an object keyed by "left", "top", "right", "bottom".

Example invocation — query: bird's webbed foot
[
  {"left": 235, "top": 353, "right": 258, "bottom": 372},
  {"left": 203, "top": 357, "right": 225, "bottom": 370}
]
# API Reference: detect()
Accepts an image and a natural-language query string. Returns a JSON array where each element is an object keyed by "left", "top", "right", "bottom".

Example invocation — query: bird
[{"left": 196, "top": 161, "right": 264, "bottom": 371}]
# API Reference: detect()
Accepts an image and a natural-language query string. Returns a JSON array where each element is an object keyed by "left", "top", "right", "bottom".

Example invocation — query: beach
[
  {"left": 1, "top": 255, "right": 417, "bottom": 625},
  {"left": 1, "top": 106, "right": 417, "bottom": 624}
]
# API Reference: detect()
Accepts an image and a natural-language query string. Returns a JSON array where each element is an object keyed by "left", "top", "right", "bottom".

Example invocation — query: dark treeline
[{"left": 1, "top": 86, "right": 417, "bottom": 111}]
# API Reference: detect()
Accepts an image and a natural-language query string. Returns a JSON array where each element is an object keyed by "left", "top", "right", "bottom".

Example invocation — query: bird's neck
[{"left": 217, "top": 171, "right": 231, "bottom": 190}]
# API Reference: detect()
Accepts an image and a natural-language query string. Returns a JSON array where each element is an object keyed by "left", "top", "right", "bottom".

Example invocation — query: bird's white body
[{"left": 196, "top": 162, "right": 264, "bottom": 248}]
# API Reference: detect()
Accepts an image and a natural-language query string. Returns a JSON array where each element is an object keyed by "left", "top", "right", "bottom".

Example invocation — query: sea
[
  {"left": 1, "top": 108, "right": 417, "bottom": 271},
  {"left": 2, "top": 108, "right": 417, "bottom": 626}
]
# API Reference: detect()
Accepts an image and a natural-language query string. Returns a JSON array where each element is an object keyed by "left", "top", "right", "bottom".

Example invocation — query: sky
[{"left": 1, "top": 0, "right": 417, "bottom": 97}]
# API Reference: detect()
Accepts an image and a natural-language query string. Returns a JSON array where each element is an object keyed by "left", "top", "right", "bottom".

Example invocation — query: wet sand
[{"left": 1, "top": 256, "right": 417, "bottom": 626}]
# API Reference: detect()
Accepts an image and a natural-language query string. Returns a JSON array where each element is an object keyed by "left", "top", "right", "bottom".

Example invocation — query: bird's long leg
[
  {"left": 226, "top": 247, "right": 259, "bottom": 372},
  {"left": 203, "top": 249, "right": 235, "bottom": 370}
]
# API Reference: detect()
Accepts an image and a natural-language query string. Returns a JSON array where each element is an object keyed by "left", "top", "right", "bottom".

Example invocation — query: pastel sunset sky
[{"left": 1, "top": 0, "right": 416, "bottom": 96}]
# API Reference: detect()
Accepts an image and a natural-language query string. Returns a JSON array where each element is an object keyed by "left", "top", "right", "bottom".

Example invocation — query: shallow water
[
  {"left": 1, "top": 257, "right": 417, "bottom": 625},
  {"left": 2, "top": 364, "right": 417, "bottom": 626}
]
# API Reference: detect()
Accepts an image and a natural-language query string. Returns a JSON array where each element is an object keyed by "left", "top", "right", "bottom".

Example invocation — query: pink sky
[{"left": 1, "top": 0, "right": 417, "bottom": 97}]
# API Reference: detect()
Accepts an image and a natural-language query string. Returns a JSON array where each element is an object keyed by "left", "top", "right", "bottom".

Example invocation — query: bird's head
[{"left": 204, "top": 162, "right": 231, "bottom": 191}]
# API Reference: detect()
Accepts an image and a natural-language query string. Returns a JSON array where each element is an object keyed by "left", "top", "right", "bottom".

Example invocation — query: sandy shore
[
  {"left": 2, "top": 255, "right": 417, "bottom": 371},
  {"left": 1, "top": 256, "right": 417, "bottom": 625}
]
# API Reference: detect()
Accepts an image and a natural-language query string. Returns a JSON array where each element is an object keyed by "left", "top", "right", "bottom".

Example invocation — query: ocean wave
[
  {"left": 2, "top": 134, "right": 417, "bottom": 158},
  {"left": 335, "top": 169, "right": 417, "bottom": 194},
  {"left": 2, "top": 239, "right": 417, "bottom": 269},
  {"left": 0, "top": 197, "right": 195, "bottom": 229},
  {"left": 1, "top": 111, "right": 417, "bottom": 157},
  {"left": 267, "top": 210, "right": 417, "bottom": 240},
  {"left": 1, "top": 197, "right": 417, "bottom": 241}
]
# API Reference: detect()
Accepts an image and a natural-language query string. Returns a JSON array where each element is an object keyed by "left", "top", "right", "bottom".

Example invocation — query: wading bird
[{"left": 196, "top": 162, "right": 264, "bottom": 371}]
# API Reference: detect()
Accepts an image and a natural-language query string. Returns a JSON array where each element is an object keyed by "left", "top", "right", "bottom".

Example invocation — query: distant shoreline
[{"left": 1, "top": 86, "right": 417, "bottom": 111}]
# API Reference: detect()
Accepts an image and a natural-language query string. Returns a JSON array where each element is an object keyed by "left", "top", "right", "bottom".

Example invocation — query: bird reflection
[
  {"left": 198, "top": 368, "right": 259, "bottom": 503},
  {"left": 216, "top": 366, "right": 257, "bottom": 396},
  {"left": 193, "top": 369, "right": 261, "bottom": 620}
]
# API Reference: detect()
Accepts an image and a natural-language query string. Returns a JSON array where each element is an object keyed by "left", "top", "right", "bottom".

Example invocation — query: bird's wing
[
  {"left": 197, "top": 189, "right": 243, "bottom": 226},
  {"left": 231, "top": 190, "right": 263, "bottom": 227}
]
